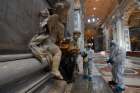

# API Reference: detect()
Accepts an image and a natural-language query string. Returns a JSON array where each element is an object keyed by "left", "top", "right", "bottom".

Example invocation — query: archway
[
  {"left": 128, "top": 10, "right": 140, "bottom": 51},
  {"left": 122, "top": 1, "right": 140, "bottom": 51}
]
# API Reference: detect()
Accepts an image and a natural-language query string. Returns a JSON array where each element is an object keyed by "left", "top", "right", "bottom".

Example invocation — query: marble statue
[{"left": 29, "top": 1, "right": 70, "bottom": 79}]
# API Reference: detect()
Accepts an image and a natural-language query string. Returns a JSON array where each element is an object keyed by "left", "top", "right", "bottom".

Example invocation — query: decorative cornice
[{"left": 102, "top": 0, "right": 139, "bottom": 27}]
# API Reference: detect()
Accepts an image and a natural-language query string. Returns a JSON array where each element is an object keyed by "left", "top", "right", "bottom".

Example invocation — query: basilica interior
[{"left": 0, "top": 0, "right": 140, "bottom": 93}]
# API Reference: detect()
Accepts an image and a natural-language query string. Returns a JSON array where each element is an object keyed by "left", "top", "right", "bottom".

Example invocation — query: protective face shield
[
  {"left": 86, "top": 43, "right": 93, "bottom": 50},
  {"left": 87, "top": 43, "right": 93, "bottom": 47},
  {"left": 110, "top": 41, "right": 117, "bottom": 48}
]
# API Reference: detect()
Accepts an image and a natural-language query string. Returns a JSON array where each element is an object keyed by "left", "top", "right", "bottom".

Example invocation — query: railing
[{"left": 127, "top": 51, "right": 140, "bottom": 57}]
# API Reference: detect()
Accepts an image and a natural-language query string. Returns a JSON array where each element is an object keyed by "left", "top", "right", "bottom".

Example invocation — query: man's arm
[{"left": 107, "top": 47, "right": 119, "bottom": 64}]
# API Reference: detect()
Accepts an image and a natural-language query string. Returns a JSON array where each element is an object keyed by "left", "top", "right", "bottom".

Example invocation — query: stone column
[
  {"left": 115, "top": 17, "right": 131, "bottom": 51},
  {"left": 116, "top": 17, "right": 126, "bottom": 49},
  {"left": 73, "top": 0, "right": 84, "bottom": 51},
  {"left": 112, "top": 24, "right": 117, "bottom": 43},
  {"left": 123, "top": 26, "right": 131, "bottom": 51},
  {"left": 66, "top": 0, "right": 75, "bottom": 37},
  {"left": 73, "top": 9, "right": 84, "bottom": 50},
  {"left": 103, "top": 26, "right": 109, "bottom": 50}
]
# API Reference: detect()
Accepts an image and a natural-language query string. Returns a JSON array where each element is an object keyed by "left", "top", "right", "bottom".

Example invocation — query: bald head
[{"left": 54, "top": 1, "right": 70, "bottom": 23}]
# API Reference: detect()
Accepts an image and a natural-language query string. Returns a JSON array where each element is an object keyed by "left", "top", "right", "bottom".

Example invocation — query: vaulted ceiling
[
  {"left": 84, "top": 0, "right": 118, "bottom": 25},
  {"left": 84, "top": 0, "right": 118, "bottom": 40}
]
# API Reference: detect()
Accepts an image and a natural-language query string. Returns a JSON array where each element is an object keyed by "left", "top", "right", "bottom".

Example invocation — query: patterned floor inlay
[{"left": 94, "top": 55, "right": 140, "bottom": 93}]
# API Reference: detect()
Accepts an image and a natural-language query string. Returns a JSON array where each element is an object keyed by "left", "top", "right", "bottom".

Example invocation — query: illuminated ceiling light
[
  {"left": 92, "top": 18, "right": 96, "bottom": 22},
  {"left": 88, "top": 19, "right": 91, "bottom": 23},
  {"left": 93, "top": 7, "right": 96, "bottom": 10},
  {"left": 95, "top": 0, "right": 99, "bottom": 1}
]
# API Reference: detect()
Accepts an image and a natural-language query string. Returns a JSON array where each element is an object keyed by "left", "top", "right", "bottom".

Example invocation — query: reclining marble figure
[{"left": 29, "top": 1, "right": 70, "bottom": 79}]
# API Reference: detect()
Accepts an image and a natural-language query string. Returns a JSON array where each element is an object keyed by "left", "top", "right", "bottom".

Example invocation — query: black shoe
[
  {"left": 115, "top": 86, "right": 125, "bottom": 92},
  {"left": 108, "top": 81, "right": 117, "bottom": 85}
]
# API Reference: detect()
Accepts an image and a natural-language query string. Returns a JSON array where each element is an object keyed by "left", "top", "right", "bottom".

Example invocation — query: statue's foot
[
  {"left": 51, "top": 72, "right": 63, "bottom": 80},
  {"left": 41, "top": 58, "right": 48, "bottom": 63}
]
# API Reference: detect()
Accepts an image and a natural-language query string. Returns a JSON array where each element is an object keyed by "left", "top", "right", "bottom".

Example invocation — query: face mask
[{"left": 86, "top": 47, "right": 90, "bottom": 50}]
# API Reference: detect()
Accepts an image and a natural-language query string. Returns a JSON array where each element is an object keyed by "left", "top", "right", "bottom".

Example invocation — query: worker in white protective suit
[
  {"left": 82, "top": 43, "right": 94, "bottom": 80},
  {"left": 107, "top": 41, "right": 126, "bottom": 92}
]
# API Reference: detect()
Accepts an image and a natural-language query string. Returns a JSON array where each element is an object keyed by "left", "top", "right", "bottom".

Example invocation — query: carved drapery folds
[{"left": 29, "top": 1, "right": 70, "bottom": 62}]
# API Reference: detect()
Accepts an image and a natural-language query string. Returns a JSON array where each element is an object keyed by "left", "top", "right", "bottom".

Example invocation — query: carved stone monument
[{"left": 29, "top": 1, "right": 70, "bottom": 79}]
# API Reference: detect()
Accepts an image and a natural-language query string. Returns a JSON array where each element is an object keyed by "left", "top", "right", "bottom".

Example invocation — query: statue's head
[
  {"left": 40, "top": 8, "right": 50, "bottom": 18},
  {"left": 54, "top": 1, "right": 70, "bottom": 23}
]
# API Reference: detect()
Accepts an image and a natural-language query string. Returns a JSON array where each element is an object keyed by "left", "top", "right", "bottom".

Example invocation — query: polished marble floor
[{"left": 94, "top": 53, "right": 140, "bottom": 93}]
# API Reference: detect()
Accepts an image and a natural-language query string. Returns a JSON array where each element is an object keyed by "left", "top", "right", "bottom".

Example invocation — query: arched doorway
[
  {"left": 122, "top": 1, "right": 140, "bottom": 51},
  {"left": 128, "top": 9, "right": 140, "bottom": 51}
]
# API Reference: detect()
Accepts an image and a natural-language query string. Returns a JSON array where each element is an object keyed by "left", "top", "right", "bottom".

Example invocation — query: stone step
[
  {"left": 0, "top": 53, "right": 33, "bottom": 62},
  {"left": 0, "top": 58, "right": 49, "bottom": 86},
  {"left": 0, "top": 72, "right": 53, "bottom": 93}
]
